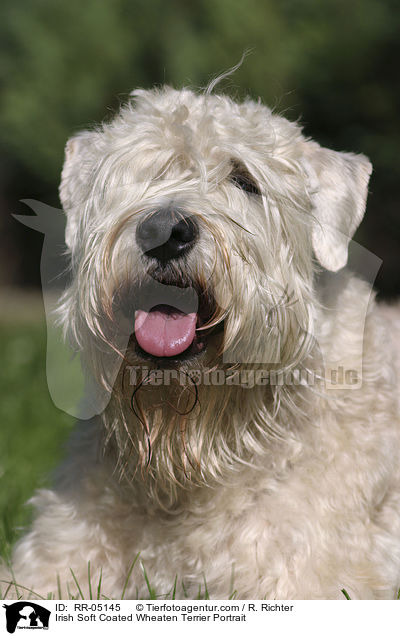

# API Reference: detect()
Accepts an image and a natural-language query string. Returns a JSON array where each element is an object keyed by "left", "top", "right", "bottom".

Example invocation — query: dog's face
[{"left": 58, "top": 86, "right": 371, "bottom": 398}]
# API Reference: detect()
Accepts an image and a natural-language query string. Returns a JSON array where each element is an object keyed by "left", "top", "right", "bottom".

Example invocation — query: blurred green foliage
[
  {"left": 0, "top": 321, "right": 73, "bottom": 558},
  {"left": 0, "top": 0, "right": 399, "bottom": 292},
  {"left": 0, "top": 0, "right": 398, "bottom": 175}
]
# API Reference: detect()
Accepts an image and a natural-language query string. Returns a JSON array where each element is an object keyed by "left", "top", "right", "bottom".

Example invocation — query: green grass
[
  {"left": 1, "top": 555, "right": 232, "bottom": 600},
  {"left": 0, "top": 319, "right": 74, "bottom": 559}
]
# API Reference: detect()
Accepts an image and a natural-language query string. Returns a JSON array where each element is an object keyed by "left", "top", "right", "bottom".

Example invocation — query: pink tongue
[{"left": 135, "top": 308, "right": 197, "bottom": 357}]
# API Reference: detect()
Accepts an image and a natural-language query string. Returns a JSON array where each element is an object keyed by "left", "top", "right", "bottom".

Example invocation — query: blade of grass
[
  {"left": 121, "top": 553, "right": 140, "bottom": 600},
  {"left": 181, "top": 580, "right": 188, "bottom": 598},
  {"left": 97, "top": 567, "right": 103, "bottom": 600},
  {"left": 0, "top": 581, "right": 13, "bottom": 599},
  {"left": 0, "top": 579, "right": 45, "bottom": 600},
  {"left": 171, "top": 575, "right": 177, "bottom": 600},
  {"left": 87, "top": 561, "right": 92, "bottom": 600},
  {"left": 141, "top": 562, "right": 156, "bottom": 599},
  {"left": 8, "top": 566, "right": 21, "bottom": 600},
  {"left": 70, "top": 568, "right": 84, "bottom": 600},
  {"left": 203, "top": 574, "right": 209, "bottom": 600}
]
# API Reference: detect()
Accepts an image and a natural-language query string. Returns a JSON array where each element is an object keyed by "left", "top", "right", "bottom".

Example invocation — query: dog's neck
[{"left": 101, "top": 368, "right": 316, "bottom": 510}]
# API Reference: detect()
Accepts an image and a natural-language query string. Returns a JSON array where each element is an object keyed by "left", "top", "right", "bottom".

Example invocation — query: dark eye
[{"left": 229, "top": 164, "right": 261, "bottom": 196}]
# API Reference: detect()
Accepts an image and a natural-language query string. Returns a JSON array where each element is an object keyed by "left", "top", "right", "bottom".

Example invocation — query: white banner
[{"left": 1, "top": 599, "right": 398, "bottom": 635}]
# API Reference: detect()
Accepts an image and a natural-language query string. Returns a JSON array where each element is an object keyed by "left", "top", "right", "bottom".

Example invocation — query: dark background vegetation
[
  {"left": 0, "top": 0, "right": 399, "bottom": 296},
  {"left": 0, "top": 0, "right": 399, "bottom": 562}
]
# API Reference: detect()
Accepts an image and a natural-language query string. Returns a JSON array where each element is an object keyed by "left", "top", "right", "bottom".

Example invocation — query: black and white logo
[{"left": 3, "top": 602, "right": 50, "bottom": 633}]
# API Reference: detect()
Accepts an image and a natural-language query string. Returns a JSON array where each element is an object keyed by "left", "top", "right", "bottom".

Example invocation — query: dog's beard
[
  {"left": 97, "top": 277, "right": 316, "bottom": 508},
  {"left": 59, "top": 210, "right": 317, "bottom": 505},
  {"left": 63, "top": 263, "right": 316, "bottom": 507},
  {"left": 60, "top": 272, "right": 315, "bottom": 506},
  {"left": 103, "top": 369, "right": 265, "bottom": 506},
  {"left": 101, "top": 343, "right": 318, "bottom": 509}
]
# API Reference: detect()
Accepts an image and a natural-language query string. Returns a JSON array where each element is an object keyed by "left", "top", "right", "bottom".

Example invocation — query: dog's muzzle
[{"left": 132, "top": 208, "right": 202, "bottom": 358}]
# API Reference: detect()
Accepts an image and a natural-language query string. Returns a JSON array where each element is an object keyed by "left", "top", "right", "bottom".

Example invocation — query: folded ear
[
  {"left": 59, "top": 131, "right": 96, "bottom": 250},
  {"left": 303, "top": 141, "right": 372, "bottom": 272}
]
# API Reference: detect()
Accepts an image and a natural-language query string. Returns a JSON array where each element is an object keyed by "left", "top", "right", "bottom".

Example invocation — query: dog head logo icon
[{"left": 3, "top": 602, "right": 50, "bottom": 633}]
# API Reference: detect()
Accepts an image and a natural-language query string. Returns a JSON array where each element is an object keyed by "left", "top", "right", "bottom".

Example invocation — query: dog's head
[
  {"left": 59, "top": 87, "right": 371, "bottom": 371},
  {"left": 57, "top": 87, "right": 371, "bottom": 486}
]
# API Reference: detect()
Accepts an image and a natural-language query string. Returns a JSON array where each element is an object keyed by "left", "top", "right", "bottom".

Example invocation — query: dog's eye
[{"left": 230, "top": 167, "right": 261, "bottom": 196}]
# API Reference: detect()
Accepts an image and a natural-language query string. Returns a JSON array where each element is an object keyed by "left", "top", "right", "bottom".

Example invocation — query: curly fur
[{"left": 2, "top": 86, "right": 400, "bottom": 599}]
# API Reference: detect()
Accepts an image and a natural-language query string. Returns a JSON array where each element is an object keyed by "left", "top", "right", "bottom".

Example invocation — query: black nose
[{"left": 136, "top": 208, "right": 198, "bottom": 262}]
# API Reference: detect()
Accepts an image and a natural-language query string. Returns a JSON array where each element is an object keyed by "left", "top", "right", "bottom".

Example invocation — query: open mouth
[
  {"left": 135, "top": 304, "right": 198, "bottom": 357},
  {"left": 116, "top": 276, "right": 224, "bottom": 362}
]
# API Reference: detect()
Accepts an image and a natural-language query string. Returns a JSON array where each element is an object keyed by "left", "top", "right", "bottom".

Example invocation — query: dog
[{"left": 2, "top": 85, "right": 400, "bottom": 600}]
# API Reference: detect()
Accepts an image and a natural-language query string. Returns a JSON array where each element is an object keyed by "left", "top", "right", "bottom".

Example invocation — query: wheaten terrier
[{"left": 2, "top": 86, "right": 400, "bottom": 599}]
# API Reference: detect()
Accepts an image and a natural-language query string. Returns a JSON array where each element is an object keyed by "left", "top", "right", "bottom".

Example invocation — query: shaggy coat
[{"left": 2, "top": 87, "right": 400, "bottom": 599}]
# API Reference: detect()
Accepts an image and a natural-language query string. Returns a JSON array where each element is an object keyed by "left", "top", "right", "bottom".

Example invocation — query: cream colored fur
[{"left": 2, "top": 86, "right": 400, "bottom": 599}]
